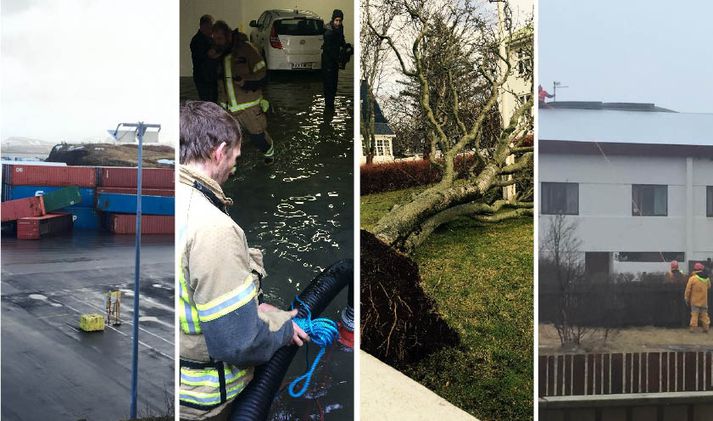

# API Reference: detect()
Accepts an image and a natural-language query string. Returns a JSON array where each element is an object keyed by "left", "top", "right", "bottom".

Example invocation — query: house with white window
[
  {"left": 539, "top": 102, "right": 713, "bottom": 278},
  {"left": 359, "top": 81, "right": 395, "bottom": 164},
  {"left": 498, "top": 25, "right": 533, "bottom": 200}
]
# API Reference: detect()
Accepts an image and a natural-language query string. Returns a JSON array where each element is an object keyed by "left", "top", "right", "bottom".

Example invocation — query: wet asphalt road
[
  {"left": 180, "top": 63, "right": 354, "bottom": 420},
  {"left": 1, "top": 232, "right": 174, "bottom": 421}
]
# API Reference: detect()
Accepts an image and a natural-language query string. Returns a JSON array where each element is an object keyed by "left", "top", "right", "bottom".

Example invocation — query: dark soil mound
[
  {"left": 47, "top": 143, "right": 174, "bottom": 167},
  {"left": 361, "top": 229, "right": 459, "bottom": 369}
]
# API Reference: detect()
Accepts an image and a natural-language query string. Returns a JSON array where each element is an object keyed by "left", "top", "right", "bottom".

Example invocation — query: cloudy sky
[
  {"left": 374, "top": 0, "right": 533, "bottom": 99},
  {"left": 1, "top": 0, "right": 178, "bottom": 144},
  {"left": 539, "top": 0, "right": 713, "bottom": 114}
]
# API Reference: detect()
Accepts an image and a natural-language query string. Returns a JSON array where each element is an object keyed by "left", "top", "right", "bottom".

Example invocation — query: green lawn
[{"left": 362, "top": 188, "right": 534, "bottom": 421}]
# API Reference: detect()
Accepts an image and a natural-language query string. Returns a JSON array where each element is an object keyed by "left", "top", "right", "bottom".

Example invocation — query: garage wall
[{"left": 180, "top": 0, "right": 354, "bottom": 77}]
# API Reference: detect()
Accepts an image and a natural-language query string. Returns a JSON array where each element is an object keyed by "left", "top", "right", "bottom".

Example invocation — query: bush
[
  {"left": 539, "top": 272, "right": 706, "bottom": 328},
  {"left": 360, "top": 154, "right": 479, "bottom": 195}
]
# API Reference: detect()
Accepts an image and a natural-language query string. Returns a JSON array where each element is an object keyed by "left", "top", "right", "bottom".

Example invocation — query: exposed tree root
[{"left": 360, "top": 230, "right": 460, "bottom": 369}]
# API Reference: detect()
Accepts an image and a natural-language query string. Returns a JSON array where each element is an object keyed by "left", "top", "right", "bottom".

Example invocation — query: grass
[
  {"left": 361, "top": 187, "right": 534, "bottom": 421},
  {"left": 360, "top": 186, "right": 427, "bottom": 230}
]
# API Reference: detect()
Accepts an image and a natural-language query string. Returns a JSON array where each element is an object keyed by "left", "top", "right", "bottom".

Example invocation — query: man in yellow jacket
[
  {"left": 684, "top": 262, "right": 711, "bottom": 333},
  {"left": 178, "top": 101, "right": 309, "bottom": 420}
]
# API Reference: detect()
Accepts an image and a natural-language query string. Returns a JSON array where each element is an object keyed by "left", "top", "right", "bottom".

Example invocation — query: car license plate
[{"left": 291, "top": 63, "right": 312, "bottom": 70}]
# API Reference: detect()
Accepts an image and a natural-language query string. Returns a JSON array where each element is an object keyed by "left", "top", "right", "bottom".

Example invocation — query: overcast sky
[
  {"left": 539, "top": 0, "right": 713, "bottom": 114},
  {"left": 1, "top": 0, "right": 178, "bottom": 144}
]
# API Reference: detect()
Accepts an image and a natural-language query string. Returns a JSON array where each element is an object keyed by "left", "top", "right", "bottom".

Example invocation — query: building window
[
  {"left": 516, "top": 48, "right": 531, "bottom": 76},
  {"left": 375, "top": 138, "right": 390, "bottom": 157},
  {"left": 632, "top": 184, "right": 667, "bottom": 216},
  {"left": 541, "top": 182, "right": 578, "bottom": 215},
  {"left": 707, "top": 186, "right": 713, "bottom": 217}
]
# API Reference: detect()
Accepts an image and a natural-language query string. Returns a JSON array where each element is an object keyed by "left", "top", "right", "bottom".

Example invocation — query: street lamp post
[
  {"left": 553, "top": 81, "right": 568, "bottom": 102},
  {"left": 109, "top": 121, "right": 161, "bottom": 419}
]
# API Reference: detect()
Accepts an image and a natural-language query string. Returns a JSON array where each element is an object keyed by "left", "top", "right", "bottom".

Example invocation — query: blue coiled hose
[{"left": 288, "top": 296, "right": 339, "bottom": 398}]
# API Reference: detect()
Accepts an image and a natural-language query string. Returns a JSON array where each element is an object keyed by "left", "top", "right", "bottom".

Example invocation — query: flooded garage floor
[
  {"left": 1, "top": 232, "right": 174, "bottom": 421},
  {"left": 180, "top": 64, "right": 354, "bottom": 420}
]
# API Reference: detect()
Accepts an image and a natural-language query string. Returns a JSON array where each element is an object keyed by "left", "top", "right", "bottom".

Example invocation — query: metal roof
[
  {"left": 361, "top": 81, "right": 395, "bottom": 136},
  {"left": 539, "top": 107, "right": 713, "bottom": 146}
]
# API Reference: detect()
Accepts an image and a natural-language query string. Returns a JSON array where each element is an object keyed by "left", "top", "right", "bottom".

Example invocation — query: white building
[
  {"left": 539, "top": 102, "right": 713, "bottom": 277},
  {"left": 359, "top": 81, "right": 395, "bottom": 164},
  {"left": 498, "top": 25, "right": 533, "bottom": 200}
]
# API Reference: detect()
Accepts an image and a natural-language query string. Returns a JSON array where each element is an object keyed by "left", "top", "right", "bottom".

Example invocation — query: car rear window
[{"left": 273, "top": 18, "right": 324, "bottom": 36}]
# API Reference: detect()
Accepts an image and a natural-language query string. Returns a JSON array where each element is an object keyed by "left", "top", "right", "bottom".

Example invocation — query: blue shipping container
[
  {"left": 65, "top": 206, "right": 102, "bottom": 230},
  {"left": 95, "top": 193, "right": 174, "bottom": 216},
  {"left": 4, "top": 185, "right": 95, "bottom": 207}
]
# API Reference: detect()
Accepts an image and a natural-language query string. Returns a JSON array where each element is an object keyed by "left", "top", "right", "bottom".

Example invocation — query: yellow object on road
[{"left": 79, "top": 313, "right": 105, "bottom": 332}]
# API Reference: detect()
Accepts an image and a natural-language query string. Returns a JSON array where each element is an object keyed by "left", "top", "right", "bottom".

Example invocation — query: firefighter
[
  {"left": 178, "top": 101, "right": 308, "bottom": 420},
  {"left": 684, "top": 262, "right": 711, "bottom": 333},
  {"left": 190, "top": 15, "right": 219, "bottom": 102},
  {"left": 322, "top": 9, "right": 346, "bottom": 108},
  {"left": 664, "top": 260, "right": 686, "bottom": 284},
  {"left": 213, "top": 21, "right": 275, "bottom": 165}
]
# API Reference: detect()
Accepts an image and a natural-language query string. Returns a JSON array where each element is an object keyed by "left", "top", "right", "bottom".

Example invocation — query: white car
[{"left": 249, "top": 9, "right": 324, "bottom": 71}]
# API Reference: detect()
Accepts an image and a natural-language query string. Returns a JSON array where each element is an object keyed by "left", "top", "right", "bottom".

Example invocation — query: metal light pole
[
  {"left": 109, "top": 122, "right": 161, "bottom": 419},
  {"left": 553, "top": 81, "right": 568, "bottom": 102}
]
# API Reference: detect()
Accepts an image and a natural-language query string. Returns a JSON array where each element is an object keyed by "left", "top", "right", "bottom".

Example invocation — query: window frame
[
  {"left": 707, "top": 186, "right": 713, "bottom": 217},
  {"left": 541, "top": 182, "right": 579, "bottom": 215},
  {"left": 632, "top": 184, "right": 668, "bottom": 217}
]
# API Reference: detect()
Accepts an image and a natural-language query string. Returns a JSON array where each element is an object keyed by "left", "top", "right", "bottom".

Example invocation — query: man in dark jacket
[
  {"left": 321, "top": 9, "right": 346, "bottom": 108},
  {"left": 190, "top": 14, "right": 219, "bottom": 102}
]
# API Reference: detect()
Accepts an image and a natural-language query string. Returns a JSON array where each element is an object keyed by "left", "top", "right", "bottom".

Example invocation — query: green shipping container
[{"left": 41, "top": 186, "right": 82, "bottom": 212}]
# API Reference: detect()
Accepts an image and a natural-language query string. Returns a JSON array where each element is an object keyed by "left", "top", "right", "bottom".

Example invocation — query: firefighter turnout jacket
[
  {"left": 178, "top": 166, "right": 293, "bottom": 420},
  {"left": 218, "top": 41, "right": 267, "bottom": 115},
  {"left": 685, "top": 271, "right": 711, "bottom": 308}
]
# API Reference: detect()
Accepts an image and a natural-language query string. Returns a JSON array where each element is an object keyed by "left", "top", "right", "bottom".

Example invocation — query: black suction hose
[{"left": 230, "top": 259, "right": 353, "bottom": 421}]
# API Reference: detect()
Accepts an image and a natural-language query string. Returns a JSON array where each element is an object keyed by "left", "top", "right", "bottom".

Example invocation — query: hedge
[{"left": 360, "top": 155, "right": 478, "bottom": 195}]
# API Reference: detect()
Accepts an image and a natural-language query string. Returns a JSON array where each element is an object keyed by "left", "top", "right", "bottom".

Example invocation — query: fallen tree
[
  {"left": 366, "top": 0, "right": 533, "bottom": 255},
  {"left": 361, "top": 0, "right": 533, "bottom": 368}
]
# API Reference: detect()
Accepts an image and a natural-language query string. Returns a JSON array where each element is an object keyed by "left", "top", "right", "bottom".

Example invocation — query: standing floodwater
[{"left": 180, "top": 64, "right": 354, "bottom": 420}]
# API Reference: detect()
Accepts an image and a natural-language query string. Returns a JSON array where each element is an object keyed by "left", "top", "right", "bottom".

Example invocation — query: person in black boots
[{"left": 321, "top": 9, "right": 346, "bottom": 109}]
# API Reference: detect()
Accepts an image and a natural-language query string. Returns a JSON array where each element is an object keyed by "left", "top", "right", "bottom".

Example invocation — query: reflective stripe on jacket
[
  {"left": 177, "top": 166, "right": 292, "bottom": 420},
  {"left": 219, "top": 44, "right": 267, "bottom": 113},
  {"left": 685, "top": 272, "right": 711, "bottom": 308}
]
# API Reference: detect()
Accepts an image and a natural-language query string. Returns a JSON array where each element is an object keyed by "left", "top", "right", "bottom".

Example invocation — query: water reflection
[{"left": 207, "top": 66, "right": 353, "bottom": 420}]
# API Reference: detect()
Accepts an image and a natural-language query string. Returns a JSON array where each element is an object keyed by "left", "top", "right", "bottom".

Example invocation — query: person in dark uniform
[
  {"left": 321, "top": 9, "right": 346, "bottom": 108},
  {"left": 190, "top": 14, "right": 219, "bottom": 102}
]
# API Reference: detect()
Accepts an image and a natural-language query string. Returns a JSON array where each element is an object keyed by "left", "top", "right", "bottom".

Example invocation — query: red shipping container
[
  {"left": 1, "top": 196, "right": 46, "bottom": 222},
  {"left": 99, "top": 167, "right": 174, "bottom": 189},
  {"left": 107, "top": 214, "right": 174, "bottom": 234},
  {"left": 4, "top": 164, "right": 97, "bottom": 187},
  {"left": 17, "top": 213, "right": 73, "bottom": 240},
  {"left": 96, "top": 187, "right": 174, "bottom": 197}
]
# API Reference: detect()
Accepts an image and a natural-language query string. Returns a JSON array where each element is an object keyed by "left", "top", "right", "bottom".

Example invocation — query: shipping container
[
  {"left": 96, "top": 187, "right": 174, "bottom": 197},
  {"left": 65, "top": 206, "right": 102, "bottom": 230},
  {"left": 3, "top": 164, "right": 97, "bottom": 187},
  {"left": 95, "top": 193, "right": 174, "bottom": 216},
  {"left": 1, "top": 196, "right": 45, "bottom": 222},
  {"left": 16, "top": 213, "right": 73, "bottom": 240},
  {"left": 40, "top": 186, "right": 83, "bottom": 212},
  {"left": 98, "top": 167, "right": 174, "bottom": 189},
  {"left": 3, "top": 185, "right": 95, "bottom": 207},
  {"left": 106, "top": 214, "right": 174, "bottom": 234}
]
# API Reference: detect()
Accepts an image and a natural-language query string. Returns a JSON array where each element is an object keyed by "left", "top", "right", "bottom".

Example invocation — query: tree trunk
[{"left": 372, "top": 158, "right": 503, "bottom": 251}]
